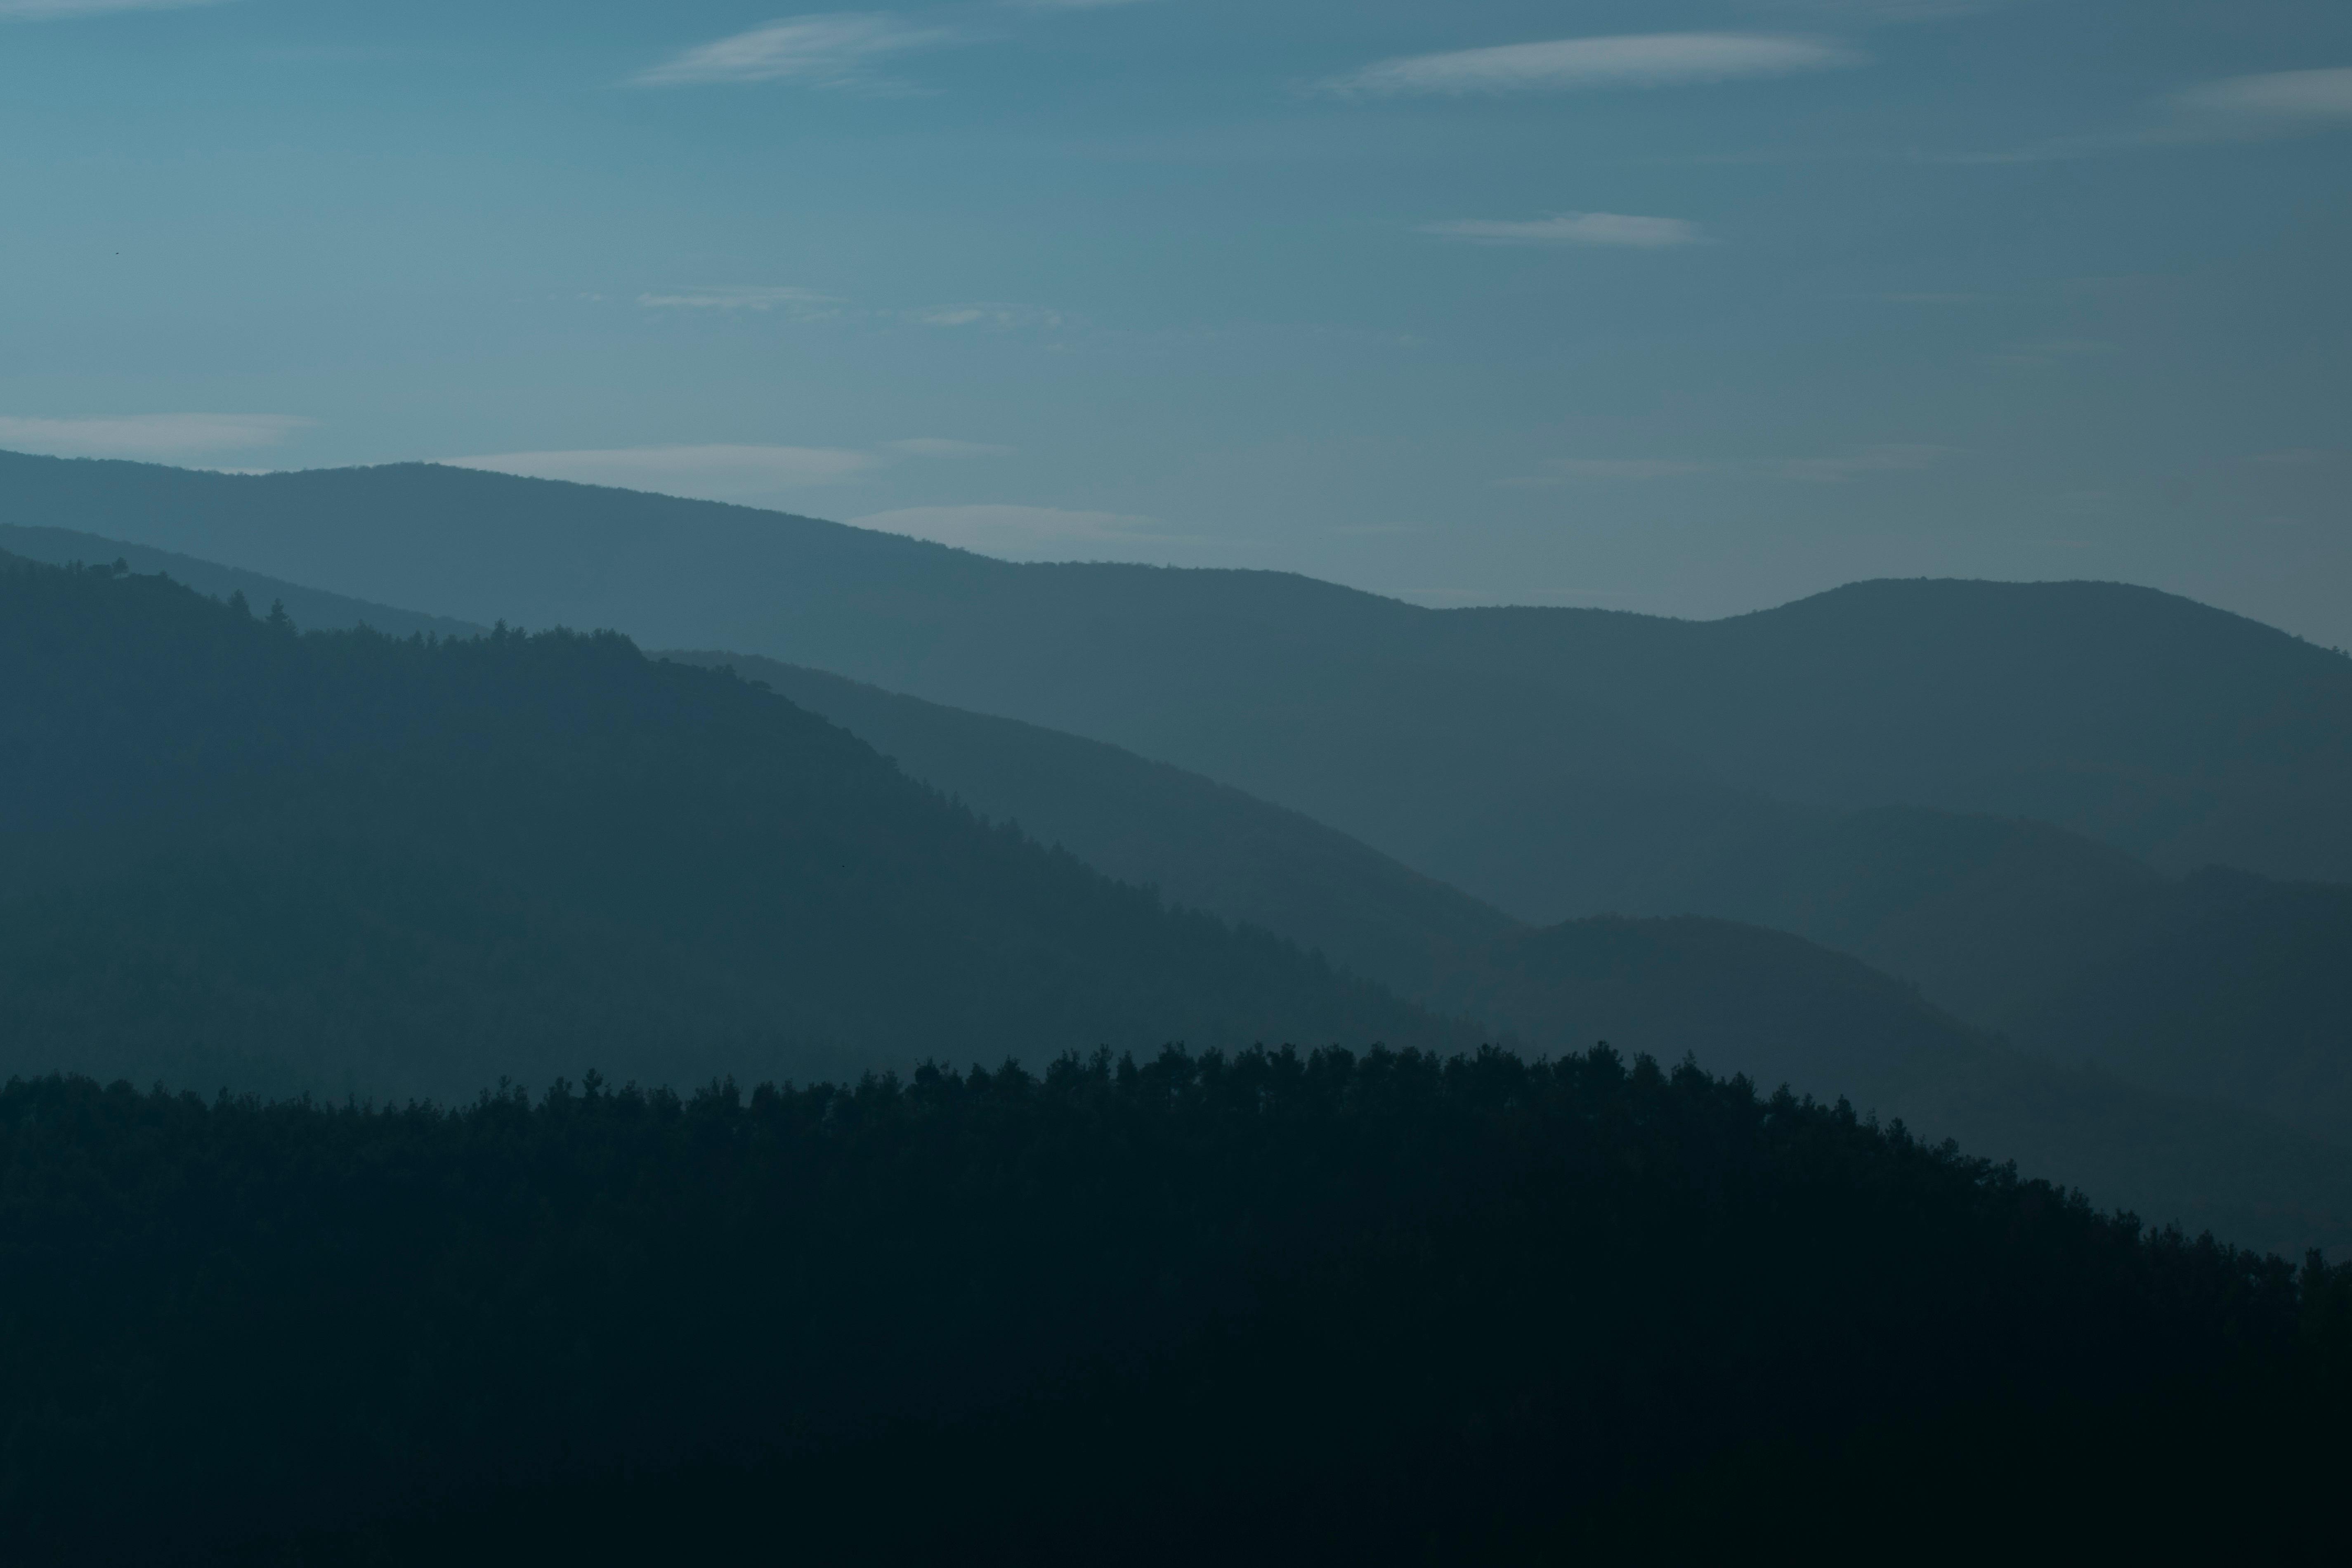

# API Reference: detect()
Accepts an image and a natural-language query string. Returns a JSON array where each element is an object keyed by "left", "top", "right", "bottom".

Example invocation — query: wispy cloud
[
  {"left": 907, "top": 302, "right": 1067, "bottom": 329},
  {"left": 1981, "top": 338, "right": 2112, "bottom": 367},
  {"left": 445, "top": 445, "right": 879, "bottom": 501},
  {"left": 638, "top": 286, "right": 842, "bottom": 314},
  {"left": 2169, "top": 67, "right": 2352, "bottom": 139},
  {"left": 0, "top": 0, "right": 225, "bottom": 18},
  {"left": 1555, "top": 458, "right": 1715, "bottom": 479},
  {"left": 0, "top": 413, "right": 310, "bottom": 458},
  {"left": 1770, "top": 443, "right": 1953, "bottom": 482},
  {"left": 636, "top": 13, "right": 957, "bottom": 90},
  {"left": 1508, "top": 446, "right": 1952, "bottom": 487},
  {"left": 1738, "top": 0, "right": 1993, "bottom": 21},
  {"left": 849, "top": 504, "right": 1163, "bottom": 556},
  {"left": 1322, "top": 33, "right": 1860, "bottom": 98},
  {"left": 885, "top": 437, "right": 1015, "bottom": 458},
  {"left": 1950, "top": 65, "right": 2352, "bottom": 163},
  {"left": 1422, "top": 213, "right": 1707, "bottom": 248}
]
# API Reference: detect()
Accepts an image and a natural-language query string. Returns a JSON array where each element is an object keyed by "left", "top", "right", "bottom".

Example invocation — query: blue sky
[{"left": 3, "top": 0, "right": 2349, "bottom": 643}]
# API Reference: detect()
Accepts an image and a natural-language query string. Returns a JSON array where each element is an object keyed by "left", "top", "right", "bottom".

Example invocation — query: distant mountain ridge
[
  {"left": 9, "top": 450, "right": 2346, "bottom": 918},
  {"left": 0, "top": 521, "right": 486, "bottom": 641},
  {"left": 10, "top": 474, "right": 2352, "bottom": 1251}
]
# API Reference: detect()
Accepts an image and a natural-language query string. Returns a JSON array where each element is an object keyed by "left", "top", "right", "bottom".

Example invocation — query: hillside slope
[
  {"left": 2006, "top": 880, "right": 2352, "bottom": 1148},
  {"left": 0, "top": 555, "right": 1455, "bottom": 1100},
  {"left": 663, "top": 651, "right": 1523, "bottom": 999}
]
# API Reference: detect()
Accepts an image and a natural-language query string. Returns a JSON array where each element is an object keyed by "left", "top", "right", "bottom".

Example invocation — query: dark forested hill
[
  {"left": 12, "top": 450, "right": 2347, "bottom": 917},
  {"left": 0, "top": 555, "right": 1452, "bottom": 1100},
  {"left": 6, "top": 1051, "right": 2346, "bottom": 1564}
]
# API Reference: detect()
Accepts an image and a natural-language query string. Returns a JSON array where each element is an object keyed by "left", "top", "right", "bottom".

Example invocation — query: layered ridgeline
[
  {"left": 674, "top": 654, "right": 2352, "bottom": 1166},
  {"left": 7, "top": 536, "right": 2349, "bottom": 1252},
  {"left": 0, "top": 553, "right": 1452, "bottom": 1101},
  {"left": 10, "top": 453, "right": 2350, "bottom": 922},
  {"left": 1634, "top": 806, "right": 2352, "bottom": 1148},
  {"left": 7, "top": 1052, "right": 2347, "bottom": 1563},
  {"left": 658, "top": 654, "right": 2352, "bottom": 1252}
]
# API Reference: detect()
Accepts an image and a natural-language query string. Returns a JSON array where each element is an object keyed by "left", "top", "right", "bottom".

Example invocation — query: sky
[{"left": 2, "top": 0, "right": 2349, "bottom": 645}]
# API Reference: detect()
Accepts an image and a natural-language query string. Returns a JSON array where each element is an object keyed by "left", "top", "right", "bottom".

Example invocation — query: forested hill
[
  {"left": 0, "top": 554, "right": 1455, "bottom": 1100},
  {"left": 7, "top": 1049, "right": 2347, "bottom": 1563},
  {"left": 11, "top": 450, "right": 2348, "bottom": 912}
]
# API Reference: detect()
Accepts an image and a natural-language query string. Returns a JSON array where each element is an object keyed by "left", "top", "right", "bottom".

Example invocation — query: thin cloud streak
[
  {"left": 0, "top": 0, "right": 225, "bottom": 17},
  {"left": 1947, "top": 65, "right": 2352, "bottom": 163},
  {"left": 638, "top": 286, "right": 842, "bottom": 312},
  {"left": 1423, "top": 213, "right": 1707, "bottom": 248},
  {"left": 1505, "top": 447, "right": 1953, "bottom": 486},
  {"left": 1770, "top": 443, "right": 1953, "bottom": 482},
  {"left": 0, "top": 413, "right": 310, "bottom": 458},
  {"left": 1323, "top": 33, "right": 1860, "bottom": 98},
  {"left": 636, "top": 13, "right": 956, "bottom": 90},
  {"left": 886, "top": 438, "right": 1016, "bottom": 458},
  {"left": 2173, "top": 67, "right": 2352, "bottom": 127},
  {"left": 908, "top": 303, "right": 1067, "bottom": 329}
]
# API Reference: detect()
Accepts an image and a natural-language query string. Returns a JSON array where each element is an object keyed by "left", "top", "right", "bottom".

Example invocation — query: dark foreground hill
[
  {"left": 12, "top": 452, "right": 2349, "bottom": 913},
  {"left": 5, "top": 1050, "right": 2345, "bottom": 1565},
  {"left": 0, "top": 554, "right": 1451, "bottom": 1100}
]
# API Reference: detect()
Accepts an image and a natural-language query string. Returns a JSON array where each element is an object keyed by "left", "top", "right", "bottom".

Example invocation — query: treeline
[{"left": 2, "top": 1045, "right": 2344, "bottom": 1563}]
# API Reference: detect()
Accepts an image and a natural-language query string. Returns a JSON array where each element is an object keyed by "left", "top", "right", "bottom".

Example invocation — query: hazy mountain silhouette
[
  {"left": 668, "top": 651, "right": 2352, "bottom": 1162},
  {"left": 7, "top": 538, "right": 2348, "bottom": 1250},
  {"left": 0, "top": 552, "right": 1453, "bottom": 1101},
  {"left": 663, "top": 651, "right": 1522, "bottom": 1000},
  {"left": 1615, "top": 808, "right": 2352, "bottom": 1147},
  {"left": 2005, "top": 878, "right": 2352, "bottom": 1149},
  {"left": 647, "top": 655, "right": 2352, "bottom": 1252},
  {"left": 0, "top": 522, "right": 486, "bottom": 641},
  {"left": 12, "top": 451, "right": 2345, "bottom": 917}
]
